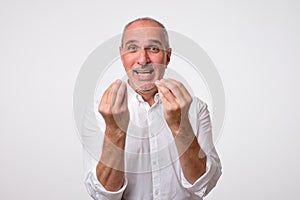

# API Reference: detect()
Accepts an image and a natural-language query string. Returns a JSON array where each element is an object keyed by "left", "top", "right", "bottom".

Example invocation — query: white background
[{"left": 1, "top": 0, "right": 299, "bottom": 199}]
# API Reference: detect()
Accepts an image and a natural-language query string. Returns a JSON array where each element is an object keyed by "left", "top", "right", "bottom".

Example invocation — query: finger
[
  {"left": 103, "top": 80, "right": 117, "bottom": 104},
  {"left": 166, "top": 78, "right": 191, "bottom": 100},
  {"left": 123, "top": 83, "right": 128, "bottom": 106},
  {"left": 157, "top": 86, "right": 170, "bottom": 106},
  {"left": 155, "top": 81, "right": 175, "bottom": 103},
  {"left": 100, "top": 87, "right": 109, "bottom": 105},
  {"left": 114, "top": 82, "right": 127, "bottom": 107},
  {"left": 109, "top": 79, "right": 122, "bottom": 106},
  {"left": 99, "top": 81, "right": 118, "bottom": 113},
  {"left": 160, "top": 79, "right": 190, "bottom": 105},
  {"left": 160, "top": 79, "right": 184, "bottom": 99}
]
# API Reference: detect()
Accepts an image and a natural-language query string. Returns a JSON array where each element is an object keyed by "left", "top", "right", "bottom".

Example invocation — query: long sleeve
[
  {"left": 180, "top": 97, "right": 222, "bottom": 198},
  {"left": 81, "top": 95, "right": 221, "bottom": 199},
  {"left": 83, "top": 148, "right": 127, "bottom": 200}
]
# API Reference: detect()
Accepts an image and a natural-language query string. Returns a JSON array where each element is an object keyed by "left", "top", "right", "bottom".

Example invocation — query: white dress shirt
[{"left": 82, "top": 86, "right": 222, "bottom": 200}]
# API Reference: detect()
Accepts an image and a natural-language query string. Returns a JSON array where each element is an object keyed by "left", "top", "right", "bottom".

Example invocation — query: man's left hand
[{"left": 155, "top": 79, "right": 192, "bottom": 135}]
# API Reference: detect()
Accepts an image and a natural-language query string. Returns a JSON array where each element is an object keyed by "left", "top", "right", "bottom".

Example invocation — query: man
[{"left": 83, "top": 17, "right": 222, "bottom": 200}]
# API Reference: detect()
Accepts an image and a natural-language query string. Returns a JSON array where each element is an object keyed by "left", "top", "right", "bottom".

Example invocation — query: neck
[
  {"left": 136, "top": 88, "right": 157, "bottom": 106},
  {"left": 128, "top": 80, "right": 158, "bottom": 106}
]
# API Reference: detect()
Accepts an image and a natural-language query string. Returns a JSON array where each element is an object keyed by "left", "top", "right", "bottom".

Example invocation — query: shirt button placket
[{"left": 148, "top": 109, "right": 160, "bottom": 200}]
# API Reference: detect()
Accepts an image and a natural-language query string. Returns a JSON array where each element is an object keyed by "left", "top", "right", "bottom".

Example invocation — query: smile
[{"left": 133, "top": 69, "right": 154, "bottom": 75}]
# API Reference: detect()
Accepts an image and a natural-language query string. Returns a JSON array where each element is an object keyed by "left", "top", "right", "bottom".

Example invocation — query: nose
[{"left": 137, "top": 49, "right": 150, "bottom": 66}]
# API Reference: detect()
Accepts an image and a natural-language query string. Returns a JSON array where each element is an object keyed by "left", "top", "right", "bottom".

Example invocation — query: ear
[{"left": 165, "top": 48, "right": 172, "bottom": 66}]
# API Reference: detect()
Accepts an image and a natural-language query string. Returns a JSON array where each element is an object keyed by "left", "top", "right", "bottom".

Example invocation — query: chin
[
  {"left": 135, "top": 83, "right": 157, "bottom": 94},
  {"left": 137, "top": 84, "right": 155, "bottom": 92}
]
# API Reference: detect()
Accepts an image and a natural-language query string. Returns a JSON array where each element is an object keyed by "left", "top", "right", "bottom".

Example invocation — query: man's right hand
[
  {"left": 97, "top": 80, "right": 129, "bottom": 191},
  {"left": 98, "top": 79, "right": 129, "bottom": 146}
]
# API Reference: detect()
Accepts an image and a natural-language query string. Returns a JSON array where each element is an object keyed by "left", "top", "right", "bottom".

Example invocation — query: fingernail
[{"left": 155, "top": 80, "right": 161, "bottom": 85}]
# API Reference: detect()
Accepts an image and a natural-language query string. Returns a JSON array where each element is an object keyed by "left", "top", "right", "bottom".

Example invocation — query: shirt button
[{"left": 148, "top": 115, "right": 153, "bottom": 121}]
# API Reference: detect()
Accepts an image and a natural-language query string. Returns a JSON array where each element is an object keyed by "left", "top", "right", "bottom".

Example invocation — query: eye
[
  {"left": 147, "top": 46, "right": 160, "bottom": 53},
  {"left": 127, "top": 45, "right": 138, "bottom": 52}
]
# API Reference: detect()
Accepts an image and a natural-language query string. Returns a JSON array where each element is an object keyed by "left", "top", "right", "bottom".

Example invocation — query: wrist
[{"left": 105, "top": 128, "right": 126, "bottom": 148}]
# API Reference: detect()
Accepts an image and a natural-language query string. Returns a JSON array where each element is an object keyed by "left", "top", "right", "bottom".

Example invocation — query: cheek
[
  {"left": 121, "top": 55, "right": 135, "bottom": 72},
  {"left": 124, "top": 64, "right": 131, "bottom": 72},
  {"left": 150, "top": 53, "right": 168, "bottom": 64},
  {"left": 157, "top": 66, "right": 166, "bottom": 76},
  {"left": 121, "top": 52, "right": 168, "bottom": 71}
]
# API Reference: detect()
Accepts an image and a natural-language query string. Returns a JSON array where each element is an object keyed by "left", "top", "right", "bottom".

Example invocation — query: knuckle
[
  {"left": 99, "top": 105, "right": 112, "bottom": 114},
  {"left": 119, "top": 107, "right": 127, "bottom": 114},
  {"left": 177, "top": 82, "right": 183, "bottom": 88},
  {"left": 160, "top": 87, "right": 168, "bottom": 93},
  {"left": 166, "top": 103, "right": 180, "bottom": 112},
  {"left": 185, "top": 95, "right": 192, "bottom": 105},
  {"left": 169, "top": 84, "right": 177, "bottom": 91}
]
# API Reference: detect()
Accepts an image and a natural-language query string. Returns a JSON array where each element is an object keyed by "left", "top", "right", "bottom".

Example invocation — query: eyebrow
[
  {"left": 124, "top": 39, "right": 163, "bottom": 47},
  {"left": 148, "top": 39, "right": 163, "bottom": 46},
  {"left": 124, "top": 40, "right": 139, "bottom": 47}
]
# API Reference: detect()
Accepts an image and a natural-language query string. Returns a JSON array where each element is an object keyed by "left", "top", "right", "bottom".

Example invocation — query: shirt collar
[{"left": 126, "top": 80, "right": 161, "bottom": 104}]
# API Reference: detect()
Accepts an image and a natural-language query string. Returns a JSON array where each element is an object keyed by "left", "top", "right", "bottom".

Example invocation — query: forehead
[{"left": 122, "top": 21, "right": 166, "bottom": 45}]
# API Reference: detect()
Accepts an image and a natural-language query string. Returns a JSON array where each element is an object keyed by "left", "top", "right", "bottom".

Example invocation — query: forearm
[
  {"left": 178, "top": 136, "right": 206, "bottom": 184},
  {"left": 96, "top": 162, "right": 124, "bottom": 192},
  {"left": 173, "top": 120, "right": 206, "bottom": 184},
  {"left": 155, "top": 79, "right": 207, "bottom": 184},
  {"left": 96, "top": 129, "right": 126, "bottom": 191}
]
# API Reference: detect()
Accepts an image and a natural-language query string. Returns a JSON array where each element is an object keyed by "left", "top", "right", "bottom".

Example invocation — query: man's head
[{"left": 120, "top": 17, "right": 172, "bottom": 94}]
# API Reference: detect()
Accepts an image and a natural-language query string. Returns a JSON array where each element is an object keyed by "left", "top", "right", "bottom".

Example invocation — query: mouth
[{"left": 133, "top": 69, "right": 154, "bottom": 75}]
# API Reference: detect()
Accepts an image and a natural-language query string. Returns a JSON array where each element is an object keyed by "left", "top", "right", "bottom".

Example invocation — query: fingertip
[
  {"left": 121, "top": 81, "right": 127, "bottom": 91},
  {"left": 154, "top": 80, "right": 161, "bottom": 85}
]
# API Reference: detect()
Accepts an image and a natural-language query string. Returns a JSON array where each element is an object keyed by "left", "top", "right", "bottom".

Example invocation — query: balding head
[{"left": 121, "top": 17, "right": 170, "bottom": 49}]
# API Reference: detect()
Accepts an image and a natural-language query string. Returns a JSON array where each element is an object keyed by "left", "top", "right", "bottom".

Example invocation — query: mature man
[{"left": 83, "top": 17, "right": 222, "bottom": 200}]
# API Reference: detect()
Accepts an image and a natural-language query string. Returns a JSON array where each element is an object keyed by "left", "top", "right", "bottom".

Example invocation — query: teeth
[
  {"left": 134, "top": 70, "right": 154, "bottom": 75},
  {"left": 139, "top": 71, "right": 151, "bottom": 74}
]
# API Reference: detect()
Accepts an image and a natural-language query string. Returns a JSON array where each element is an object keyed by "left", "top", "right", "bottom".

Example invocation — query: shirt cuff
[
  {"left": 85, "top": 165, "right": 127, "bottom": 200},
  {"left": 180, "top": 155, "right": 221, "bottom": 198}
]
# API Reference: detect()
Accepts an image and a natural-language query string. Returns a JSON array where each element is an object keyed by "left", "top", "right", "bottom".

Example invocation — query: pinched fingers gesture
[
  {"left": 155, "top": 79, "right": 192, "bottom": 134},
  {"left": 98, "top": 79, "right": 129, "bottom": 133}
]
